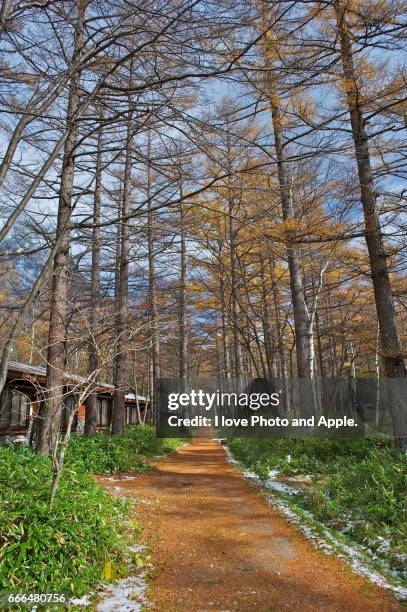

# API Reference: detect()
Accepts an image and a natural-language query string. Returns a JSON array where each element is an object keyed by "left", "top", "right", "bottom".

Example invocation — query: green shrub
[
  {"left": 227, "top": 436, "right": 394, "bottom": 478},
  {"left": 65, "top": 430, "right": 148, "bottom": 474},
  {"left": 65, "top": 426, "right": 184, "bottom": 474},
  {"left": 123, "top": 425, "right": 184, "bottom": 456},
  {"left": 0, "top": 446, "right": 129, "bottom": 595},
  {"left": 302, "top": 446, "right": 407, "bottom": 556}
]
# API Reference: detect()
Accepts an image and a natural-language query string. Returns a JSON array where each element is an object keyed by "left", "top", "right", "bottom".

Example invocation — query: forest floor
[{"left": 102, "top": 437, "right": 402, "bottom": 611}]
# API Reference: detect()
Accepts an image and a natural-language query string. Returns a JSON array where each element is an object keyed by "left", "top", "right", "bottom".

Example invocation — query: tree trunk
[
  {"left": 178, "top": 193, "right": 188, "bottom": 381},
  {"left": 260, "top": 254, "right": 275, "bottom": 379},
  {"left": 218, "top": 226, "right": 231, "bottom": 381},
  {"left": 220, "top": 279, "right": 231, "bottom": 381},
  {"left": 269, "top": 259, "right": 290, "bottom": 412},
  {"left": 36, "top": 2, "right": 85, "bottom": 455},
  {"left": 147, "top": 135, "right": 160, "bottom": 423},
  {"left": 85, "top": 119, "right": 102, "bottom": 435},
  {"left": 259, "top": 11, "right": 313, "bottom": 381},
  {"left": 270, "top": 104, "right": 312, "bottom": 379},
  {"left": 334, "top": 1, "right": 405, "bottom": 380},
  {"left": 229, "top": 209, "right": 243, "bottom": 387},
  {"left": 226, "top": 148, "right": 243, "bottom": 387},
  {"left": 111, "top": 107, "right": 132, "bottom": 435},
  {"left": 315, "top": 307, "right": 325, "bottom": 377}
]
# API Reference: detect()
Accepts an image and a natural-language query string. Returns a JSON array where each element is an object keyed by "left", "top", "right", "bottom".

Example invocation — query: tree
[
  {"left": 36, "top": 0, "right": 87, "bottom": 454},
  {"left": 333, "top": 0, "right": 405, "bottom": 380}
]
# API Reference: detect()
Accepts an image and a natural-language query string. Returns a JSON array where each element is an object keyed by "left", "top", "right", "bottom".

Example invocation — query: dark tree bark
[
  {"left": 218, "top": 223, "right": 231, "bottom": 381},
  {"left": 147, "top": 135, "right": 161, "bottom": 422},
  {"left": 225, "top": 132, "right": 243, "bottom": 388},
  {"left": 269, "top": 258, "right": 290, "bottom": 412},
  {"left": 258, "top": 6, "right": 313, "bottom": 381},
  {"left": 334, "top": 0, "right": 405, "bottom": 380},
  {"left": 35, "top": 1, "right": 86, "bottom": 455},
  {"left": 229, "top": 201, "right": 243, "bottom": 387},
  {"left": 334, "top": 0, "right": 406, "bottom": 447},
  {"left": 85, "top": 119, "right": 103, "bottom": 435},
  {"left": 111, "top": 108, "right": 132, "bottom": 435},
  {"left": 270, "top": 103, "right": 312, "bottom": 380},
  {"left": 260, "top": 254, "right": 275, "bottom": 380},
  {"left": 178, "top": 192, "right": 188, "bottom": 381}
]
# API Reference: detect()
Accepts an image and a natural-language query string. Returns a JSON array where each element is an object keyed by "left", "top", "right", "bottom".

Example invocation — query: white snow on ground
[
  {"left": 70, "top": 573, "right": 148, "bottom": 611},
  {"left": 70, "top": 533, "right": 150, "bottom": 609},
  {"left": 246, "top": 470, "right": 299, "bottom": 495},
  {"left": 69, "top": 594, "right": 93, "bottom": 607},
  {"left": 128, "top": 544, "right": 145, "bottom": 554},
  {"left": 95, "top": 573, "right": 148, "bottom": 611},
  {"left": 223, "top": 445, "right": 407, "bottom": 601}
]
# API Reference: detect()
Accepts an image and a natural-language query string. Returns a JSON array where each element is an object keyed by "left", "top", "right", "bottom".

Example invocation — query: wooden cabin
[{"left": 0, "top": 361, "right": 148, "bottom": 444}]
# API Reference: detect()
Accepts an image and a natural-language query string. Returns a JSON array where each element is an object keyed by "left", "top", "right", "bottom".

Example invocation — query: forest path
[{"left": 104, "top": 437, "right": 401, "bottom": 612}]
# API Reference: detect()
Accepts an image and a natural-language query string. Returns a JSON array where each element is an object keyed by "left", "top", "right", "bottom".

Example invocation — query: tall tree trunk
[
  {"left": 229, "top": 208, "right": 243, "bottom": 387},
  {"left": 269, "top": 259, "right": 290, "bottom": 412},
  {"left": 178, "top": 193, "right": 187, "bottom": 381},
  {"left": 220, "top": 280, "right": 231, "bottom": 381},
  {"left": 218, "top": 227, "right": 231, "bottom": 381},
  {"left": 226, "top": 137, "right": 243, "bottom": 387},
  {"left": 147, "top": 136, "right": 160, "bottom": 422},
  {"left": 111, "top": 108, "right": 132, "bottom": 435},
  {"left": 259, "top": 10, "right": 313, "bottom": 381},
  {"left": 326, "top": 291, "right": 338, "bottom": 377},
  {"left": 315, "top": 307, "right": 325, "bottom": 377},
  {"left": 35, "top": 2, "right": 85, "bottom": 455},
  {"left": 270, "top": 104, "right": 312, "bottom": 379},
  {"left": 85, "top": 120, "right": 102, "bottom": 435},
  {"left": 260, "top": 254, "right": 275, "bottom": 379},
  {"left": 334, "top": 1, "right": 405, "bottom": 380},
  {"left": 375, "top": 321, "right": 381, "bottom": 427}
]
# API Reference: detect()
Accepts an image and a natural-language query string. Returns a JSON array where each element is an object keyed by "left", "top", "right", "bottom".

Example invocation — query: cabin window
[
  {"left": 97, "top": 398, "right": 111, "bottom": 426},
  {"left": 0, "top": 387, "right": 30, "bottom": 430}
]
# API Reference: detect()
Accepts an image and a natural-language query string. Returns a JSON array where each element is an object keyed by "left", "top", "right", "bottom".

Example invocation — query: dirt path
[{"left": 104, "top": 437, "right": 402, "bottom": 611}]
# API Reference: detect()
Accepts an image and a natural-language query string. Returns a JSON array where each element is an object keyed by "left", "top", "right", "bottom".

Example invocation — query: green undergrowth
[
  {"left": 227, "top": 436, "right": 407, "bottom": 586},
  {"left": 66, "top": 425, "right": 185, "bottom": 474},
  {"left": 0, "top": 445, "right": 129, "bottom": 595},
  {"left": 0, "top": 426, "right": 184, "bottom": 597}
]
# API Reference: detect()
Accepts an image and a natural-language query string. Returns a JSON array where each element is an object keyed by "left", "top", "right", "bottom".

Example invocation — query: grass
[
  {"left": 65, "top": 425, "right": 185, "bottom": 474},
  {"left": 0, "top": 426, "right": 184, "bottom": 596},
  {"left": 227, "top": 436, "right": 407, "bottom": 584},
  {"left": 0, "top": 445, "right": 129, "bottom": 595}
]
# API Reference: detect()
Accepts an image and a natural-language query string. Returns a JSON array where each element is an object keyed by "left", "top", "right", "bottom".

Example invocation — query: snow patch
[
  {"left": 70, "top": 573, "right": 148, "bottom": 610},
  {"left": 244, "top": 470, "right": 299, "bottom": 495},
  {"left": 70, "top": 564, "right": 148, "bottom": 609},
  {"left": 70, "top": 594, "right": 93, "bottom": 607},
  {"left": 95, "top": 573, "right": 148, "bottom": 611},
  {"left": 128, "top": 544, "right": 145, "bottom": 554}
]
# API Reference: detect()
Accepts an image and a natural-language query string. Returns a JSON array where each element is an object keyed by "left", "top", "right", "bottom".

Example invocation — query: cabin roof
[{"left": 7, "top": 361, "right": 147, "bottom": 402}]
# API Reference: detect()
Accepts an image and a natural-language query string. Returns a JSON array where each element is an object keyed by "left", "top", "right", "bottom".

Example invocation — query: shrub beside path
[{"left": 102, "top": 437, "right": 402, "bottom": 611}]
